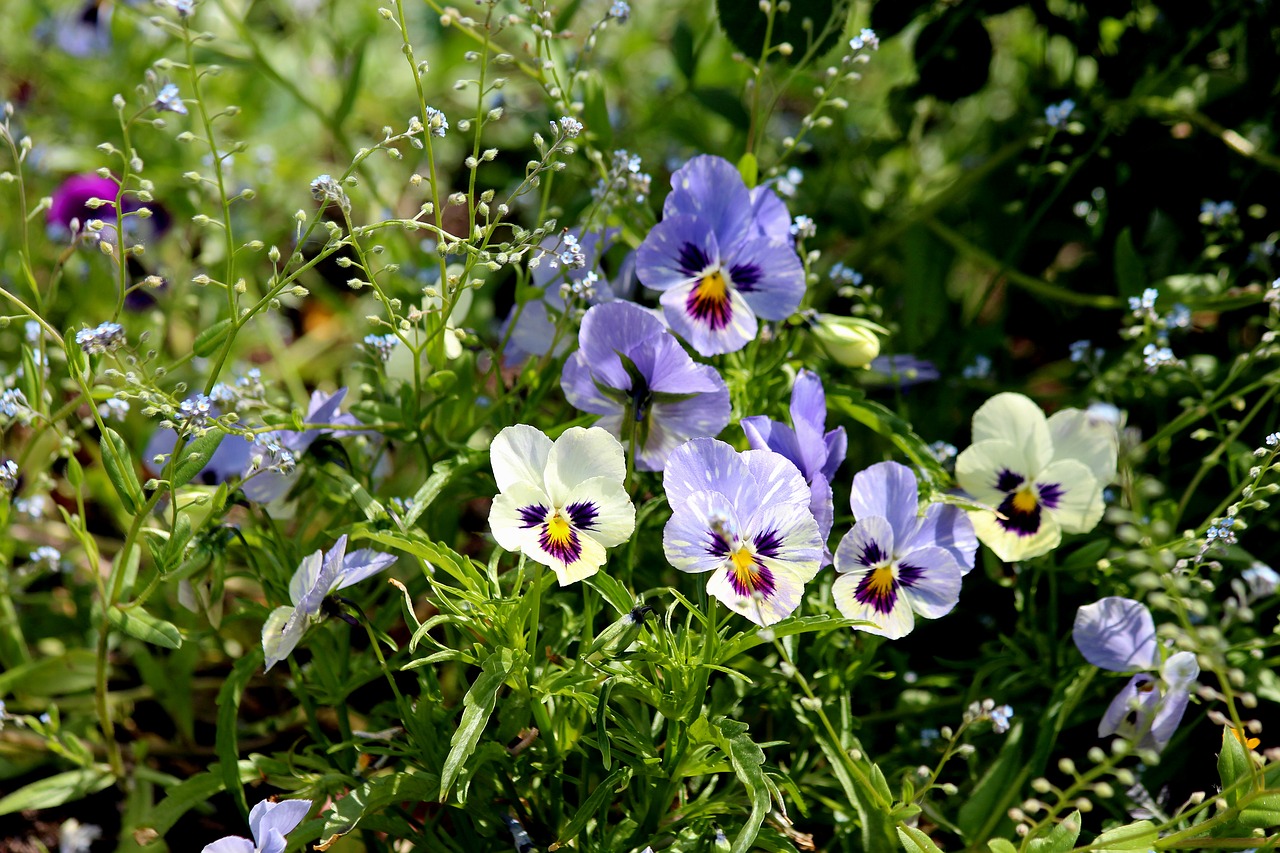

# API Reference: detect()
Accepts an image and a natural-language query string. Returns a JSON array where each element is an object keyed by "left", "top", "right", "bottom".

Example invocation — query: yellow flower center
[
  {"left": 545, "top": 513, "right": 573, "bottom": 548},
  {"left": 698, "top": 269, "right": 728, "bottom": 300},
  {"left": 1011, "top": 487, "right": 1039, "bottom": 514},
  {"left": 730, "top": 547, "right": 760, "bottom": 589},
  {"left": 866, "top": 566, "right": 896, "bottom": 600}
]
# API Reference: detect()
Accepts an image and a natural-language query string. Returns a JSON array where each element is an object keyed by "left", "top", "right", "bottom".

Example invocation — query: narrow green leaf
[
  {"left": 171, "top": 430, "right": 226, "bottom": 488},
  {"left": 140, "top": 761, "right": 258, "bottom": 837},
  {"left": 596, "top": 680, "right": 613, "bottom": 770},
  {"left": 403, "top": 452, "right": 482, "bottom": 528},
  {"left": 737, "top": 152, "right": 758, "bottom": 189},
  {"left": 63, "top": 329, "right": 88, "bottom": 380},
  {"left": 556, "top": 768, "right": 630, "bottom": 845},
  {"left": 106, "top": 605, "right": 182, "bottom": 649},
  {"left": 897, "top": 825, "right": 945, "bottom": 853},
  {"left": 0, "top": 767, "right": 114, "bottom": 816},
  {"left": 318, "top": 770, "right": 439, "bottom": 846},
  {"left": 439, "top": 649, "right": 517, "bottom": 801},
  {"left": 331, "top": 37, "right": 367, "bottom": 128},
  {"left": 101, "top": 427, "right": 143, "bottom": 514},
  {"left": 1218, "top": 725, "right": 1252, "bottom": 807},
  {"left": 828, "top": 392, "right": 951, "bottom": 490},
  {"left": 217, "top": 647, "right": 263, "bottom": 820},
  {"left": 18, "top": 346, "right": 39, "bottom": 409},
  {"left": 66, "top": 454, "right": 84, "bottom": 488},
  {"left": 192, "top": 318, "right": 235, "bottom": 358},
  {"left": 1091, "top": 820, "right": 1158, "bottom": 851},
  {"left": 0, "top": 649, "right": 99, "bottom": 696},
  {"left": 1027, "top": 809, "right": 1080, "bottom": 853}
]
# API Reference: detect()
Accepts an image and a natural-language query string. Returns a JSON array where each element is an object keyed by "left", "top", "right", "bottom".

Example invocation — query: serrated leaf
[
  {"left": 897, "top": 825, "right": 945, "bottom": 853},
  {"left": 1027, "top": 810, "right": 1080, "bottom": 853},
  {"left": 192, "top": 318, "right": 235, "bottom": 358},
  {"left": 106, "top": 605, "right": 182, "bottom": 649},
  {"left": 101, "top": 427, "right": 143, "bottom": 514},
  {"left": 171, "top": 429, "right": 226, "bottom": 488},
  {"left": 0, "top": 767, "right": 114, "bottom": 816},
  {"left": 439, "top": 649, "right": 517, "bottom": 801},
  {"left": 1092, "top": 820, "right": 1158, "bottom": 851}
]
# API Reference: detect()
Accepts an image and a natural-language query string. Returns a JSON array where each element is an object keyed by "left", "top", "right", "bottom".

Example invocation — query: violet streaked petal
[
  {"left": 250, "top": 799, "right": 312, "bottom": 845},
  {"left": 748, "top": 185, "right": 792, "bottom": 242},
  {"left": 740, "top": 416, "right": 804, "bottom": 475},
  {"left": 832, "top": 570, "right": 916, "bottom": 639},
  {"left": 723, "top": 236, "right": 806, "bottom": 321},
  {"left": 662, "top": 489, "right": 741, "bottom": 575},
  {"left": 808, "top": 474, "right": 835, "bottom": 565},
  {"left": 742, "top": 499, "right": 823, "bottom": 575},
  {"left": 893, "top": 545, "right": 963, "bottom": 619},
  {"left": 201, "top": 838, "right": 255, "bottom": 853},
  {"left": 789, "top": 370, "right": 831, "bottom": 480},
  {"left": 968, "top": 502, "right": 1061, "bottom": 562},
  {"left": 658, "top": 274, "right": 757, "bottom": 356},
  {"left": 1098, "top": 673, "right": 1160, "bottom": 739},
  {"left": 662, "top": 155, "right": 754, "bottom": 246},
  {"left": 834, "top": 515, "right": 895, "bottom": 572},
  {"left": 741, "top": 449, "right": 812, "bottom": 509},
  {"left": 561, "top": 351, "right": 620, "bottom": 416},
  {"left": 955, "top": 439, "right": 1027, "bottom": 508},
  {"left": 576, "top": 300, "right": 667, "bottom": 391},
  {"left": 820, "top": 426, "right": 847, "bottom": 483},
  {"left": 1145, "top": 686, "right": 1191, "bottom": 753},
  {"left": 1072, "top": 597, "right": 1159, "bottom": 672},
  {"left": 636, "top": 214, "right": 719, "bottom": 293},
  {"left": 641, "top": 373, "right": 731, "bottom": 470},
  {"left": 849, "top": 461, "right": 920, "bottom": 543},
  {"left": 663, "top": 438, "right": 757, "bottom": 512},
  {"left": 336, "top": 548, "right": 397, "bottom": 589},
  {"left": 635, "top": 334, "right": 724, "bottom": 395},
  {"left": 899, "top": 502, "right": 978, "bottom": 575}
]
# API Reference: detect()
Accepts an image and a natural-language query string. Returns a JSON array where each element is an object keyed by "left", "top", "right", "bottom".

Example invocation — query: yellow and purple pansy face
[
  {"left": 488, "top": 425, "right": 636, "bottom": 586},
  {"left": 956, "top": 393, "right": 1117, "bottom": 562}
]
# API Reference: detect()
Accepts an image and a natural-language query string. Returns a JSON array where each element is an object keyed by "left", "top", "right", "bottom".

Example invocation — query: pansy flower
[
  {"left": 561, "top": 301, "right": 730, "bottom": 471},
  {"left": 662, "top": 438, "right": 822, "bottom": 625},
  {"left": 636, "top": 155, "right": 806, "bottom": 356},
  {"left": 832, "top": 462, "right": 977, "bottom": 639},
  {"left": 741, "top": 369, "right": 845, "bottom": 562},
  {"left": 262, "top": 535, "right": 396, "bottom": 671},
  {"left": 242, "top": 387, "right": 362, "bottom": 503},
  {"left": 955, "top": 392, "right": 1117, "bottom": 562},
  {"left": 1073, "top": 597, "right": 1199, "bottom": 753},
  {"left": 201, "top": 798, "right": 312, "bottom": 853},
  {"left": 489, "top": 425, "right": 636, "bottom": 585}
]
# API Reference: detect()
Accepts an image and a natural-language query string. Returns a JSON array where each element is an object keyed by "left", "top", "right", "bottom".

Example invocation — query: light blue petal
[
  {"left": 849, "top": 461, "right": 919, "bottom": 542},
  {"left": 1072, "top": 597, "right": 1159, "bottom": 672}
]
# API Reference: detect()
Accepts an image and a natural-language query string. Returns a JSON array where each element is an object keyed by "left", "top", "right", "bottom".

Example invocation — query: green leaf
[
  {"left": 18, "top": 346, "right": 39, "bottom": 410},
  {"left": 1239, "top": 792, "right": 1280, "bottom": 829},
  {"left": 1113, "top": 227, "right": 1146, "bottom": 299},
  {"left": 673, "top": 18, "right": 697, "bottom": 81},
  {"left": 171, "top": 430, "right": 226, "bottom": 488},
  {"left": 140, "top": 761, "right": 258, "bottom": 837},
  {"left": 101, "top": 427, "right": 144, "bottom": 515},
  {"left": 105, "top": 605, "right": 183, "bottom": 649},
  {"left": 331, "top": 36, "right": 367, "bottom": 129},
  {"left": 726, "top": 728, "right": 770, "bottom": 853},
  {"left": 0, "top": 649, "right": 98, "bottom": 696},
  {"left": 192, "top": 318, "right": 235, "bottom": 358},
  {"left": 987, "top": 841, "right": 1018, "bottom": 853},
  {"left": 828, "top": 392, "right": 951, "bottom": 490},
  {"left": 1091, "top": 820, "right": 1158, "bottom": 851},
  {"left": 1026, "top": 810, "right": 1080, "bottom": 853},
  {"left": 402, "top": 451, "right": 482, "bottom": 529},
  {"left": 63, "top": 328, "right": 88, "bottom": 380},
  {"left": 691, "top": 87, "right": 751, "bottom": 130},
  {"left": 897, "top": 825, "right": 945, "bottom": 853},
  {"left": 318, "top": 770, "right": 440, "bottom": 846},
  {"left": 439, "top": 649, "right": 517, "bottom": 801},
  {"left": 737, "top": 152, "right": 758, "bottom": 189},
  {"left": 556, "top": 767, "right": 630, "bottom": 845},
  {"left": 217, "top": 647, "right": 263, "bottom": 820},
  {"left": 581, "top": 70, "right": 613, "bottom": 150},
  {"left": 66, "top": 454, "right": 84, "bottom": 488},
  {"left": 0, "top": 767, "right": 114, "bottom": 816},
  {"left": 1218, "top": 725, "right": 1252, "bottom": 807}
]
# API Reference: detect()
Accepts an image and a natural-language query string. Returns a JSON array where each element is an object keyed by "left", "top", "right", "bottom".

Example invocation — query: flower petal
[
  {"left": 262, "top": 605, "right": 305, "bottom": 672},
  {"left": 748, "top": 185, "right": 791, "bottom": 241},
  {"left": 740, "top": 416, "right": 803, "bottom": 473},
  {"left": 832, "top": 571, "right": 917, "bottom": 639},
  {"left": 1098, "top": 673, "right": 1161, "bottom": 739},
  {"left": 663, "top": 438, "right": 757, "bottom": 512},
  {"left": 956, "top": 439, "right": 1039, "bottom": 508},
  {"left": 1072, "top": 597, "right": 1158, "bottom": 671},
  {"left": 662, "top": 154, "right": 754, "bottom": 245},
  {"left": 970, "top": 393, "right": 1052, "bottom": 473},
  {"left": 1048, "top": 407, "right": 1118, "bottom": 486},
  {"left": 834, "top": 515, "right": 896, "bottom": 573},
  {"left": 743, "top": 499, "right": 823, "bottom": 575},
  {"left": 742, "top": 449, "right": 811, "bottom": 508},
  {"left": 894, "top": 545, "right": 963, "bottom": 619},
  {"left": 549, "top": 532, "right": 608, "bottom": 585},
  {"left": 1036, "top": 459, "right": 1102, "bottom": 534},
  {"left": 201, "top": 839, "right": 255, "bottom": 853},
  {"left": 658, "top": 274, "right": 758, "bottom": 356},
  {"left": 636, "top": 214, "right": 718, "bottom": 293},
  {"left": 337, "top": 548, "right": 397, "bottom": 590},
  {"left": 545, "top": 427, "right": 626, "bottom": 505},
  {"left": 705, "top": 555, "right": 811, "bottom": 626},
  {"left": 288, "top": 548, "right": 325, "bottom": 608},
  {"left": 560, "top": 475, "right": 636, "bottom": 549},
  {"left": 561, "top": 350, "right": 619, "bottom": 416},
  {"left": 575, "top": 300, "right": 668, "bottom": 391},
  {"left": 723, "top": 235, "right": 806, "bottom": 321},
  {"left": 489, "top": 480, "right": 551, "bottom": 554},
  {"left": 967, "top": 504, "right": 1061, "bottom": 562},
  {"left": 250, "top": 799, "right": 312, "bottom": 845},
  {"left": 899, "top": 503, "right": 978, "bottom": 575},
  {"left": 492, "top": 424, "right": 553, "bottom": 493},
  {"left": 662, "top": 489, "right": 742, "bottom": 575},
  {"left": 849, "top": 461, "right": 919, "bottom": 542},
  {"left": 1145, "top": 686, "right": 1191, "bottom": 753}
]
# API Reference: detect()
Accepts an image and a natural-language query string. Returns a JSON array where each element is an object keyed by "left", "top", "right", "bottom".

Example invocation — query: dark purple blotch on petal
[
  {"left": 853, "top": 569, "right": 898, "bottom": 615},
  {"left": 753, "top": 528, "right": 783, "bottom": 559},
  {"left": 858, "top": 540, "right": 887, "bottom": 567},
  {"left": 686, "top": 277, "right": 733, "bottom": 330},
  {"left": 996, "top": 492, "right": 1042, "bottom": 537},
  {"left": 995, "top": 469, "right": 1024, "bottom": 492},
  {"left": 897, "top": 562, "right": 925, "bottom": 588},
  {"left": 566, "top": 501, "right": 599, "bottom": 531},
  {"left": 708, "top": 532, "right": 732, "bottom": 558},
  {"left": 677, "top": 242, "right": 712, "bottom": 276},
  {"left": 726, "top": 562, "right": 777, "bottom": 598},
  {"left": 730, "top": 262, "right": 762, "bottom": 292},
  {"left": 518, "top": 505, "right": 545, "bottom": 528},
  {"left": 1038, "top": 482, "right": 1064, "bottom": 509},
  {"left": 539, "top": 522, "right": 583, "bottom": 564}
]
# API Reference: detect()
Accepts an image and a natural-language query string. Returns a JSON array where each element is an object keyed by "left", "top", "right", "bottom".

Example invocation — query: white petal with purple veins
[
  {"left": 1035, "top": 459, "right": 1100, "bottom": 534},
  {"left": 560, "top": 476, "right": 636, "bottom": 549},
  {"left": 662, "top": 490, "right": 741, "bottom": 575}
]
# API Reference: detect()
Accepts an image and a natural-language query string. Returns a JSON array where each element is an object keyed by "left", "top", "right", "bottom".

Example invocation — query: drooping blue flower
[
  {"left": 200, "top": 798, "right": 312, "bottom": 853},
  {"left": 262, "top": 536, "right": 396, "bottom": 671},
  {"left": 636, "top": 155, "right": 806, "bottom": 356},
  {"left": 741, "top": 369, "right": 844, "bottom": 562},
  {"left": 562, "top": 301, "right": 730, "bottom": 471},
  {"left": 663, "top": 438, "right": 822, "bottom": 625},
  {"left": 865, "top": 354, "right": 940, "bottom": 388},
  {"left": 241, "top": 388, "right": 362, "bottom": 503},
  {"left": 832, "top": 461, "right": 977, "bottom": 639},
  {"left": 1072, "top": 597, "right": 1199, "bottom": 753}
]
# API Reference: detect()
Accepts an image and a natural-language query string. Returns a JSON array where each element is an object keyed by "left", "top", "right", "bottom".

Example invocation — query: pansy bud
[{"left": 811, "top": 314, "right": 885, "bottom": 368}]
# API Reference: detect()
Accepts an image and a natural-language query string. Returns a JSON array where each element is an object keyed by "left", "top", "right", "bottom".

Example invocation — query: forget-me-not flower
[
  {"left": 636, "top": 155, "right": 806, "bottom": 355},
  {"left": 262, "top": 536, "right": 396, "bottom": 671},
  {"left": 832, "top": 461, "right": 977, "bottom": 638},
  {"left": 741, "top": 369, "right": 845, "bottom": 562},
  {"left": 201, "top": 798, "right": 312, "bottom": 853},
  {"left": 488, "top": 425, "right": 636, "bottom": 586},
  {"left": 1073, "top": 597, "right": 1198, "bottom": 753},
  {"left": 662, "top": 438, "right": 822, "bottom": 625},
  {"left": 561, "top": 301, "right": 730, "bottom": 471}
]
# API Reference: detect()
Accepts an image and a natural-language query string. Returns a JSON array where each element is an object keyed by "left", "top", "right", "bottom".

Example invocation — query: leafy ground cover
[{"left": 2, "top": 0, "right": 1280, "bottom": 850}]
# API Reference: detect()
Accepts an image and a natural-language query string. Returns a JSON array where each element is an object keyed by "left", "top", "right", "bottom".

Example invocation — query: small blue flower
[
  {"left": 75, "top": 322, "right": 125, "bottom": 354},
  {"left": 1044, "top": 99, "right": 1075, "bottom": 129},
  {"left": 607, "top": 0, "right": 631, "bottom": 22},
  {"left": 153, "top": 83, "right": 187, "bottom": 115},
  {"left": 363, "top": 333, "right": 399, "bottom": 362},
  {"left": 1142, "top": 343, "right": 1178, "bottom": 372},
  {"left": 849, "top": 28, "right": 879, "bottom": 52},
  {"left": 1200, "top": 200, "right": 1235, "bottom": 226},
  {"left": 990, "top": 704, "right": 1014, "bottom": 733},
  {"left": 0, "top": 460, "right": 18, "bottom": 493},
  {"left": 962, "top": 354, "right": 992, "bottom": 380},
  {"left": 29, "top": 546, "right": 62, "bottom": 574}
]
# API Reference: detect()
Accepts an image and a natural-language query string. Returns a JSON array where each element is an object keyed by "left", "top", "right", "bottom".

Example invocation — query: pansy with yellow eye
[{"left": 956, "top": 392, "right": 1118, "bottom": 562}]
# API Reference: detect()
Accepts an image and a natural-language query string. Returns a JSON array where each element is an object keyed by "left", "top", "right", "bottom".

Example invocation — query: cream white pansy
[
  {"left": 488, "top": 425, "right": 636, "bottom": 585},
  {"left": 955, "top": 393, "right": 1117, "bottom": 561}
]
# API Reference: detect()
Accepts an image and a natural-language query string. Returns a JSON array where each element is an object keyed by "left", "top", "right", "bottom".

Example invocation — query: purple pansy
[
  {"left": 48, "top": 174, "right": 127, "bottom": 239},
  {"left": 636, "top": 155, "right": 806, "bottom": 356},
  {"left": 832, "top": 462, "right": 977, "bottom": 639},
  {"left": 241, "top": 388, "right": 362, "bottom": 503},
  {"left": 741, "top": 369, "right": 845, "bottom": 562},
  {"left": 561, "top": 301, "right": 730, "bottom": 471},
  {"left": 662, "top": 438, "right": 822, "bottom": 625},
  {"left": 1072, "top": 597, "right": 1199, "bottom": 753},
  {"left": 262, "top": 535, "right": 396, "bottom": 671},
  {"left": 201, "top": 798, "right": 312, "bottom": 853}
]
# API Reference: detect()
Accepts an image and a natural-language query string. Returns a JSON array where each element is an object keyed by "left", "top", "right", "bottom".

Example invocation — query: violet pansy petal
[
  {"left": 725, "top": 236, "right": 806, "bottom": 321},
  {"left": 641, "top": 375, "right": 731, "bottom": 470},
  {"left": 748, "top": 185, "right": 792, "bottom": 241},
  {"left": 740, "top": 415, "right": 804, "bottom": 474},
  {"left": 561, "top": 351, "right": 619, "bottom": 416},
  {"left": 1098, "top": 673, "right": 1160, "bottom": 738},
  {"left": 741, "top": 449, "right": 812, "bottom": 509},
  {"left": 336, "top": 548, "right": 397, "bottom": 589},
  {"left": 788, "top": 370, "right": 831, "bottom": 480},
  {"left": 1072, "top": 597, "right": 1159, "bottom": 672},
  {"left": 658, "top": 277, "right": 758, "bottom": 357},
  {"left": 201, "top": 838, "right": 255, "bottom": 853},
  {"left": 899, "top": 503, "right": 978, "bottom": 575},
  {"left": 821, "top": 426, "right": 847, "bottom": 483},
  {"left": 288, "top": 549, "right": 325, "bottom": 609},
  {"left": 636, "top": 334, "right": 723, "bottom": 395},
  {"left": 576, "top": 300, "right": 667, "bottom": 390},
  {"left": 662, "top": 155, "right": 754, "bottom": 245},
  {"left": 849, "top": 461, "right": 920, "bottom": 542},
  {"left": 808, "top": 474, "right": 835, "bottom": 564},
  {"left": 250, "top": 799, "right": 312, "bottom": 845},
  {"left": 636, "top": 214, "right": 718, "bottom": 293},
  {"left": 893, "top": 545, "right": 963, "bottom": 619},
  {"left": 662, "top": 489, "right": 742, "bottom": 575},
  {"left": 834, "top": 515, "right": 896, "bottom": 573},
  {"left": 1145, "top": 687, "right": 1192, "bottom": 753},
  {"left": 663, "top": 438, "right": 756, "bottom": 512}
]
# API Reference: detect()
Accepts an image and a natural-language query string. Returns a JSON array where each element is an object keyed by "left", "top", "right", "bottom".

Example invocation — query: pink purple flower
[
  {"left": 741, "top": 369, "right": 844, "bottom": 562},
  {"left": 662, "top": 438, "right": 822, "bottom": 625},
  {"left": 832, "top": 462, "right": 976, "bottom": 639},
  {"left": 561, "top": 301, "right": 730, "bottom": 471},
  {"left": 636, "top": 155, "right": 806, "bottom": 355}
]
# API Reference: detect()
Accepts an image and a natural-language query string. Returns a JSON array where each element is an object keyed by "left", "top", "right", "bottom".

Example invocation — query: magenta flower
[
  {"left": 741, "top": 369, "right": 845, "bottom": 561},
  {"left": 663, "top": 438, "right": 822, "bottom": 625},
  {"left": 636, "top": 155, "right": 806, "bottom": 356},
  {"left": 562, "top": 301, "right": 730, "bottom": 471}
]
